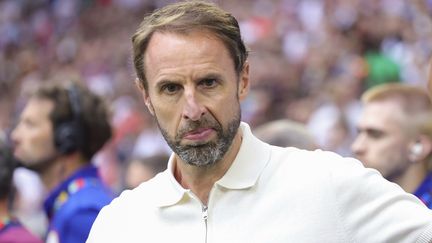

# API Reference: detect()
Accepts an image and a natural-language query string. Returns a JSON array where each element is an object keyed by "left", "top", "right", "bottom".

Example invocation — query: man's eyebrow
[
  {"left": 356, "top": 126, "right": 383, "bottom": 133},
  {"left": 154, "top": 72, "right": 224, "bottom": 88},
  {"left": 364, "top": 128, "right": 385, "bottom": 135},
  {"left": 155, "top": 79, "right": 180, "bottom": 88},
  {"left": 196, "top": 73, "right": 223, "bottom": 80}
]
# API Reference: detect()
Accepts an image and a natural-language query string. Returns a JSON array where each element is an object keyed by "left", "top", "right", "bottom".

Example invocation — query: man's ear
[
  {"left": 135, "top": 78, "right": 144, "bottom": 91},
  {"left": 238, "top": 61, "right": 250, "bottom": 101},
  {"left": 145, "top": 99, "right": 155, "bottom": 116},
  {"left": 408, "top": 135, "right": 432, "bottom": 163},
  {"left": 135, "top": 78, "right": 155, "bottom": 116}
]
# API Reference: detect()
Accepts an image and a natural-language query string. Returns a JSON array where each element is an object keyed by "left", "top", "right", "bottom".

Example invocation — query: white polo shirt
[{"left": 87, "top": 122, "right": 432, "bottom": 243}]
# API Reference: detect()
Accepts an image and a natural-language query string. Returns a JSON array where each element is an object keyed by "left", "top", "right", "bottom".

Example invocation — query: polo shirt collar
[
  {"left": 148, "top": 154, "right": 189, "bottom": 207},
  {"left": 152, "top": 122, "right": 271, "bottom": 207},
  {"left": 216, "top": 122, "right": 271, "bottom": 189}
]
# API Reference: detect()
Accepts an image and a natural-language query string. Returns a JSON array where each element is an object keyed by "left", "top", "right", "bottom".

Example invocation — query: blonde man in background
[{"left": 352, "top": 83, "right": 432, "bottom": 208}]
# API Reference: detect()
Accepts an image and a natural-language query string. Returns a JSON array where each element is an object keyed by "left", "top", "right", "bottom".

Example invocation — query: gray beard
[{"left": 158, "top": 115, "right": 240, "bottom": 167}]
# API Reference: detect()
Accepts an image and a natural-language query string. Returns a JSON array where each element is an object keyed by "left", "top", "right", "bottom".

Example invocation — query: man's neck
[
  {"left": 174, "top": 131, "right": 243, "bottom": 205},
  {"left": 394, "top": 163, "right": 428, "bottom": 194},
  {"left": 40, "top": 155, "right": 85, "bottom": 192}
]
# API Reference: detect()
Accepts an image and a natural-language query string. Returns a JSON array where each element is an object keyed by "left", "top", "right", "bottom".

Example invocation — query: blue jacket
[
  {"left": 414, "top": 172, "right": 432, "bottom": 209},
  {"left": 44, "top": 164, "right": 113, "bottom": 243}
]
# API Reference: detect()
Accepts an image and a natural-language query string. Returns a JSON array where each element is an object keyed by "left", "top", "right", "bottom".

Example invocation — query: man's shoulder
[
  {"left": 56, "top": 178, "right": 113, "bottom": 219},
  {"left": 71, "top": 177, "right": 113, "bottom": 203},
  {"left": 261, "top": 146, "right": 371, "bottom": 192},
  {"left": 268, "top": 146, "right": 362, "bottom": 171},
  {"left": 50, "top": 180, "right": 114, "bottom": 240},
  {"left": 88, "top": 173, "right": 167, "bottom": 233}
]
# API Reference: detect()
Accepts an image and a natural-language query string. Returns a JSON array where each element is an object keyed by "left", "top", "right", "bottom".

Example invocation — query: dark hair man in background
[
  {"left": 12, "top": 81, "right": 113, "bottom": 243},
  {"left": 88, "top": 1, "right": 432, "bottom": 242}
]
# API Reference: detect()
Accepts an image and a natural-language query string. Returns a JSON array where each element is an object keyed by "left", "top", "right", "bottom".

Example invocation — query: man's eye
[
  {"left": 161, "top": 83, "right": 180, "bottom": 94},
  {"left": 23, "top": 119, "right": 35, "bottom": 128},
  {"left": 200, "top": 79, "right": 217, "bottom": 88},
  {"left": 368, "top": 130, "right": 384, "bottom": 139}
]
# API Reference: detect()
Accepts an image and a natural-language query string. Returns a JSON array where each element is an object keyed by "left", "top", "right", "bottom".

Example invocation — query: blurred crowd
[{"left": 1, "top": 0, "right": 432, "bottom": 237}]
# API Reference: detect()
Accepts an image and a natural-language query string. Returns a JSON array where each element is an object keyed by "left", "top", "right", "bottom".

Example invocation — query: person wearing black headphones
[
  {"left": 11, "top": 81, "right": 113, "bottom": 243},
  {"left": 352, "top": 83, "right": 432, "bottom": 208}
]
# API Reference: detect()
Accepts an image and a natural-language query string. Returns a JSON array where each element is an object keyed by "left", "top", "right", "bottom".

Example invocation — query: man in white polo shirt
[{"left": 87, "top": 1, "right": 432, "bottom": 242}]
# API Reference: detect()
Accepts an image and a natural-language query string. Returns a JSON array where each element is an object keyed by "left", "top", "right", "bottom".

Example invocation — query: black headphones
[{"left": 54, "top": 84, "right": 85, "bottom": 154}]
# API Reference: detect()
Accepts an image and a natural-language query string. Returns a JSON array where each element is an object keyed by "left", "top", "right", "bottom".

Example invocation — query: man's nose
[
  {"left": 182, "top": 90, "right": 206, "bottom": 121},
  {"left": 10, "top": 126, "right": 20, "bottom": 144},
  {"left": 351, "top": 135, "right": 365, "bottom": 156}
]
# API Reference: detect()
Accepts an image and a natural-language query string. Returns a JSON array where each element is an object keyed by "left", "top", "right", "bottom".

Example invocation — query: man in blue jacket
[{"left": 12, "top": 81, "right": 113, "bottom": 243}]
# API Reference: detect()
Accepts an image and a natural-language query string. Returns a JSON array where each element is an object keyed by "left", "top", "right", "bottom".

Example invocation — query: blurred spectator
[
  {"left": 12, "top": 167, "right": 46, "bottom": 238},
  {"left": 131, "top": 120, "right": 172, "bottom": 160},
  {"left": 124, "top": 154, "right": 169, "bottom": 189},
  {"left": 0, "top": 133, "right": 42, "bottom": 242},
  {"left": 11, "top": 81, "right": 113, "bottom": 242},
  {"left": 306, "top": 73, "right": 362, "bottom": 156},
  {"left": 352, "top": 83, "right": 432, "bottom": 208},
  {"left": 253, "top": 119, "right": 317, "bottom": 150}
]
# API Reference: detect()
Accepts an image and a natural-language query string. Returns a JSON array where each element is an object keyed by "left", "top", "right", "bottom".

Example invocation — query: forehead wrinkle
[
  {"left": 361, "top": 102, "right": 414, "bottom": 139},
  {"left": 144, "top": 31, "right": 234, "bottom": 86}
]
